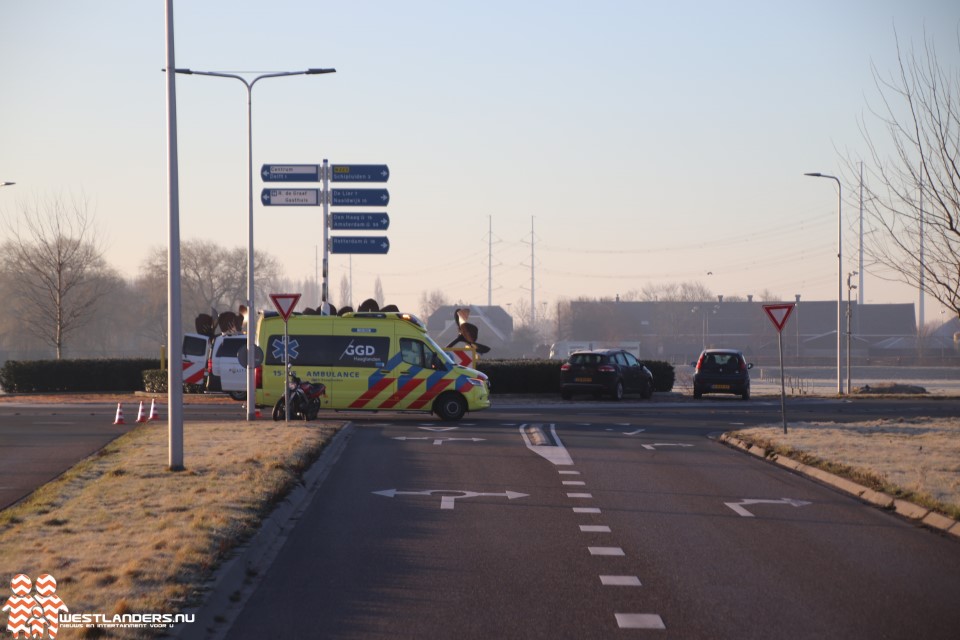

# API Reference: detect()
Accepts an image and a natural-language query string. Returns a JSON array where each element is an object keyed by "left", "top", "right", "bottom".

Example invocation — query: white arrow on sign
[
  {"left": 641, "top": 443, "right": 694, "bottom": 450},
  {"left": 372, "top": 489, "right": 528, "bottom": 510},
  {"left": 724, "top": 497, "right": 812, "bottom": 518},
  {"left": 392, "top": 436, "right": 485, "bottom": 446}
]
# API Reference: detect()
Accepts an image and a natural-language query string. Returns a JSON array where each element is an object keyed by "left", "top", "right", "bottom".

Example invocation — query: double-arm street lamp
[
  {"left": 0, "top": 182, "right": 14, "bottom": 187},
  {"left": 175, "top": 67, "right": 335, "bottom": 420},
  {"left": 804, "top": 172, "right": 843, "bottom": 395}
]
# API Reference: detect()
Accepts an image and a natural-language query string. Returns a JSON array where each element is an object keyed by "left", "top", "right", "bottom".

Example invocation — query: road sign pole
[
  {"left": 778, "top": 331, "right": 787, "bottom": 434},
  {"left": 284, "top": 318, "right": 290, "bottom": 424},
  {"left": 322, "top": 158, "right": 330, "bottom": 312}
]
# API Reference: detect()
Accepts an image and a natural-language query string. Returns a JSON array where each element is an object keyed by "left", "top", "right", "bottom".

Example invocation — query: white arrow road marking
[
  {"left": 372, "top": 489, "right": 528, "bottom": 510},
  {"left": 392, "top": 436, "right": 485, "bottom": 446},
  {"left": 520, "top": 423, "right": 573, "bottom": 466},
  {"left": 641, "top": 443, "right": 695, "bottom": 450},
  {"left": 724, "top": 498, "right": 813, "bottom": 518}
]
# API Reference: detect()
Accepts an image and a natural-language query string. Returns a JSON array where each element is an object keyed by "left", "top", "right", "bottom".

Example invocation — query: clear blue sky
[{"left": 2, "top": 1, "right": 958, "bottom": 322}]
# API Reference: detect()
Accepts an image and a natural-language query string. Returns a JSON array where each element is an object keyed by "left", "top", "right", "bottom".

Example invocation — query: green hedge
[
  {"left": 476, "top": 358, "right": 674, "bottom": 394},
  {"left": 0, "top": 358, "right": 676, "bottom": 395},
  {"left": 0, "top": 359, "right": 161, "bottom": 393}
]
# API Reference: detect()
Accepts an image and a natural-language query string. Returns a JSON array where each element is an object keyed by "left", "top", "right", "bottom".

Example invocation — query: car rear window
[
  {"left": 569, "top": 353, "right": 606, "bottom": 366},
  {"left": 216, "top": 338, "right": 246, "bottom": 358},
  {"left": 703, "top": 353, "right": 740, "bottom": 368},
  {"left": 183, "top": 336, "right": 208, "bottom": 357}
]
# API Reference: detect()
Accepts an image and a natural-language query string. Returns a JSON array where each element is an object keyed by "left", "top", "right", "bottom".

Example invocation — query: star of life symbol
[
  {"left": 2, "top": 574, "right": 68, "bottom": 639},
  {"left": 271, "top": 337, "right": 300, "bottom": 360}
]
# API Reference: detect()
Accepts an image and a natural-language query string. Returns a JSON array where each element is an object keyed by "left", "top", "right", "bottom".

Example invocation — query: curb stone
[
  {"left": 175, "top": 423, "right": 353, "bottom": 640},
  {"left": 719, "top": 433, "right": 959, "bottom": 539}
]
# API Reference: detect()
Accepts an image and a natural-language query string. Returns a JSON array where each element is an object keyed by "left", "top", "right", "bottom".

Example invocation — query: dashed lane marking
[
  {"left": 580, "top": 525, "right": 611, "bottom": 533},
  {"left": 615, "top": 613, "right": 666, "bottom": 630},
  {"left": 573, "top": 507, "right": 601, "bottom": 514},
  {"left": 589, "top": 547, "right": 625, "bottom": 556},
  {"left": 600, "top": 576, "right": 641, "bottom": 587}
]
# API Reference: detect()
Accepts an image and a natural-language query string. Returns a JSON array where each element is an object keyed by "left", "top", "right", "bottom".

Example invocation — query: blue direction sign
[
  {"left": 260, "top": 189, "right": 320, "bottom": 206},
  {"left": 330, "top": 236, "right": 390, "bottom": 254},
  {"left": 330, "top": 212, "right": 390, "bottom": 230},
  {"left": 330, "top": 164, "right": 390, "bottom": 183},
  {"left": 331, "top": 188, "right": 389, "bottom": 207},
  {"left": 261, "top": 164, "right": 320, "bottom": 182}
]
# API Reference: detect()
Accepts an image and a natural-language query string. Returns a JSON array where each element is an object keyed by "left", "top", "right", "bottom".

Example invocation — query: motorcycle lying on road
[{"left": 272, "top": 372, "right": 326, "bottom": 421}]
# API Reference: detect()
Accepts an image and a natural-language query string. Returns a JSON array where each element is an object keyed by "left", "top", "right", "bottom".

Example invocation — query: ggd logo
[{"left": 344, "top": 343, "right": 376, "bottom": 357}]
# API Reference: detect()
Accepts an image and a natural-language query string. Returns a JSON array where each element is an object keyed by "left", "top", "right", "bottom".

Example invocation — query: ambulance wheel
[{"left": 434, "top": 392, "right": 466, "bottom": 421}]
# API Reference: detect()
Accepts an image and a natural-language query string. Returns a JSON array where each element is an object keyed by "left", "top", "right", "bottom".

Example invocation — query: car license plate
[
  {"left": 712, "top": 384, "right": 730, "bottom": 390},
  {"left": 575, "top": 377, "right": 592, "bottom": 383}
]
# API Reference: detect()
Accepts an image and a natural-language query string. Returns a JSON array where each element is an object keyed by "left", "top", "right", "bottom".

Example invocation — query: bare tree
[
  {"left": 0, "top": 193, "right": 115, "bottom": 358},
  {"left": 846, "top": 31, "right": 960, "bottom": 319},
  {"left": 418, "top": 289, "right": 448, "bottom": 320},
  {"left": 338, "top": 274, "right": 351, "bottom": 309},
  {"left": 139, "top": 240, "right": 282, "bottom": 330}
]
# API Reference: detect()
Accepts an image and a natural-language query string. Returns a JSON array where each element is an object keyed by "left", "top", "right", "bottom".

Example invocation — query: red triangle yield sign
[
  {"left": 270, "top": 293, "right": 301, "bottom": 321},
  {"left": 763, "top": 304, "right": 795, "bottom": 333}
]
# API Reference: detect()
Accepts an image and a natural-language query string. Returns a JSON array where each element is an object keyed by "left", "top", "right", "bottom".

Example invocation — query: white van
[{"left": 207, "top": 334, "right": 248, "bottom": 400}]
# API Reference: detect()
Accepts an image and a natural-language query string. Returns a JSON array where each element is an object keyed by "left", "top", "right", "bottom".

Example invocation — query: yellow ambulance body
[{"left": 255, "top": 311, "right": 491, "bottom": 420}]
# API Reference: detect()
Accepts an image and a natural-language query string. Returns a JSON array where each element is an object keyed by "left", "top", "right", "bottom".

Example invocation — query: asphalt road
[{"left": 210, "top": 398, "right": 960, "bottom": 639}]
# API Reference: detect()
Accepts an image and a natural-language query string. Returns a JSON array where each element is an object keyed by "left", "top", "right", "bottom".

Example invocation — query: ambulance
[{"left": 255, "top": 311, "right": 491, "bottom": 421}]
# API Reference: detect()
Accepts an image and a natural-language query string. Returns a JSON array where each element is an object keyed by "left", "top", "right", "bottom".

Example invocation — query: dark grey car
[
  {"left": 692, "top": 349, "right": 752, "bottom": 399},
  {"left": 560, "top": 349, "right": 654, "bottom": 400}
]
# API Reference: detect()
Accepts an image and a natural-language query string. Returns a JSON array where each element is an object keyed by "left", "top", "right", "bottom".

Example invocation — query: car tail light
[
  {"left": 560, "top": 363, "right": 571, "bottom": 371},
  {"left": 739, "top": 359, "right": 747, "bottom": 372},
  {"left": 695, "top": 354, "right": 705, "bottom": 371},
  {"left": 598, "top": 364, "right": 616, "bottom": 373}
]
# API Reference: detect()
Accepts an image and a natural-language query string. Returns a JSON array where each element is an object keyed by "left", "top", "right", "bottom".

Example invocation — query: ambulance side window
[{"left": 400, "top": 338, "right": 441, "bottom": 369}]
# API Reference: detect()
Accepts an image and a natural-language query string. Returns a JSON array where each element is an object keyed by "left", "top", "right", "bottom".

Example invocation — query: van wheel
[
  {"left": 229, "top": 391, "right": 245, "bottom": 401},
  {"left": 434, "top": 392, "right": 466, "bottom": 421}
]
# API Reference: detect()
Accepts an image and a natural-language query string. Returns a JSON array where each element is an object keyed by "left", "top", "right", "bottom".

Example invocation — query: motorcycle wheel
[
  {"left": 306, "top": 398, "right": 320, "bottom": 421},
  {"left": 272, "top": 398, "right": 285, "bottom": 421}
]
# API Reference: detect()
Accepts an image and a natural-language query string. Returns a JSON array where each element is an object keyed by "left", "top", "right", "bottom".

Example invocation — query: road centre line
[
  {"left": 558, "top": 470, "right": 580, "bottom": 475},
  {"left": 589, "top": 547, "right": 625, "bottom": 556},
  {"left": 567, "top": 493, "right": 593, "bottom": 498},
  {"left": 616, "top": 613, "right": 666, "bottom": 630},
  {"left": 573, "top": 507, "right": 601, "bottom": 514},
  {"left": 600, "top": 576, "right": 641, "bottom": 586},
  {"left": 580, "top": 525, "right": 611, "bottom": 533},
  {"left": 562, "top": 480, "right": 586, "bottom": 486}
]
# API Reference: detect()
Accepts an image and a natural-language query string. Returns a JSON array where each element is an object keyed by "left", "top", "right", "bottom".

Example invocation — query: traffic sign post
[
  {"left": 330, "top": 212, "right": 390, "bottom": 230},
  {"left": 763, "top": 304, "right": 796, "bottom": 434},
  {"left": 331, "top": 188, "right": 389, "bottom": 207},
  {"left": 260, "top": 160, "right": 391, "bottom": 314},
  {"left": 261, "top": 164, "right": 321, "bottom": 182},
  {"left": 260, "top": 189, "right": 320, "bottom": 206},
  {"left": 330, "top": 236, "right": 390, "bottom": 254},
  {"left": 330, "top": 164, "right": 389, "bottom": 183},
  {"left": 270, "top": 293, "right": 301, "bottom": 423}
]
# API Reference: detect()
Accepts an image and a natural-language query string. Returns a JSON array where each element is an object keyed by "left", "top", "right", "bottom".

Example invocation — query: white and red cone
[
  {"left": 148, "top": 399, "right": 160, "bottom": 421},
  {"left": 135, "top": 401, "right": 147, "bottom": 423},
  {"left": 113, "top": 403, "right": 125, "bottom": 425}
]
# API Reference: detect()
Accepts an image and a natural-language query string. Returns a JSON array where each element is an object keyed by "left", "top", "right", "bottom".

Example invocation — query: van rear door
[{"left": 181, "top": 333, "right": 209, "bottom": 387}]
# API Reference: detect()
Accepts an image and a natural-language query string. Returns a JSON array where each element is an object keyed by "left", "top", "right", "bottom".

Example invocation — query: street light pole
[
  {"left": 0, "top": 182, "right": 15, "bottom": 187},
  {"left": 847, "top": 271, "right": 858, "bottom": 394},
  {"left": 175, "top": 67, "right": 335, "bottom": 420},
  {"left": 804, "top": 172, "right": 843, "bottom": 395}
]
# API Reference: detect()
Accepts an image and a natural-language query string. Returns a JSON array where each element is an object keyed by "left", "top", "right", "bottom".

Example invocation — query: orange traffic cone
[
  {"left": 113, "top": 403, "right": 125, "bottom": 425},
  {"left": 135, "top": 401, "right": 147, "bottom": 423},
  {"left": 255, "top": 407, "right": 262, "bottom": 419},
  {"left": 148, "top": 399, "right": 160, "bottom": 421}
]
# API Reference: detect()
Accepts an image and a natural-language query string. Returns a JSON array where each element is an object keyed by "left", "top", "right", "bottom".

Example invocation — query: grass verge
[
  {"left": 730, "top": 417, "right": 960, "bottom": 520},
  {"left": 0, "top": 419, "right": 342, "bottom": 638}
]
